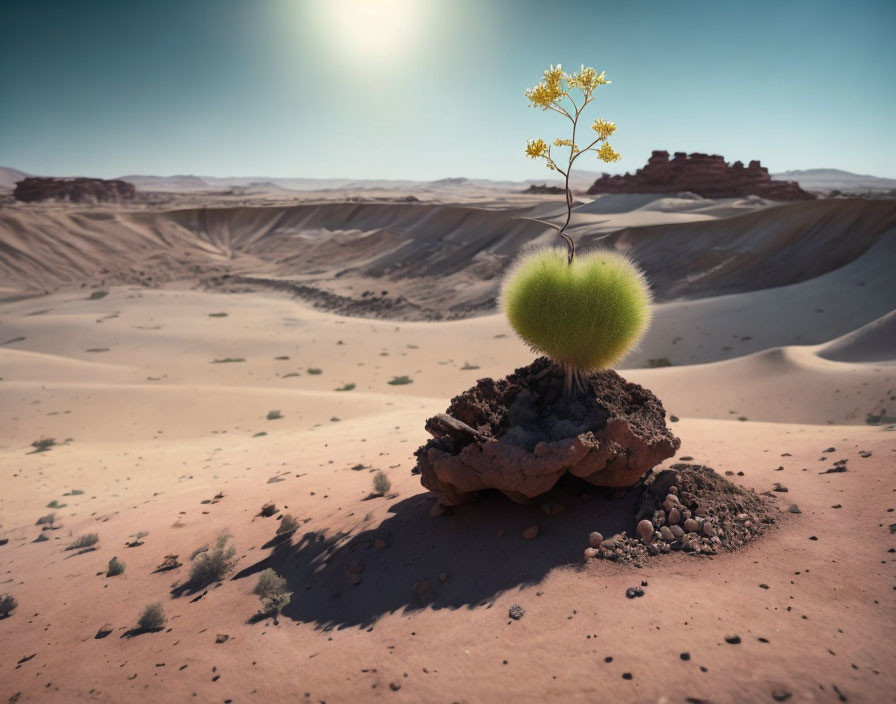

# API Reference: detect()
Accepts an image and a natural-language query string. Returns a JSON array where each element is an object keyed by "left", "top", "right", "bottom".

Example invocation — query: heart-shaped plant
[
  {"left": 504, "top": 65, "right": 653, "bottom": 380},
  {"left": 502, "top": 247, "right": 651, "bottom": 372}
]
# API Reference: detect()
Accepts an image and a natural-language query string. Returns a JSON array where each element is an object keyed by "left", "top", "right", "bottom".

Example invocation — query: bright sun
[{"left": 322, "top": 0, "right": 423, "bottom": 59}]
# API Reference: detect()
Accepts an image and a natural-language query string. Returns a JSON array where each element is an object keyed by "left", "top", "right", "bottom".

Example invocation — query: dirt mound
[
  {"left": 587, "top": 464, "right": 774, "bottom": 563},
  {"left": 414, "top": 357, "right": 680, "bottom": 505}
]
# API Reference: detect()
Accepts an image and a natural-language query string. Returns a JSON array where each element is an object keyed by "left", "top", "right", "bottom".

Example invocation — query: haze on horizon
[{"left": 1, "top": 0, "right": 894, "bottom": 181}]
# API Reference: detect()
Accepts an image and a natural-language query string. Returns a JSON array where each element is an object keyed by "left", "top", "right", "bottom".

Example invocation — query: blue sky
[{"left": 1, "top": 0, "right": 894, "bottom": 180}]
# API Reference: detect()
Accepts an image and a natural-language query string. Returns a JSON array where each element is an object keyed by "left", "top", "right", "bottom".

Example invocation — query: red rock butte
[{"left": 587, "top": 150, "right": 816, "bottom": 200}]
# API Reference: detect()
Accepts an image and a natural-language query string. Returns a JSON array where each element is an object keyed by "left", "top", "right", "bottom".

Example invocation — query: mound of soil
[
  {"left": 587, "top": 463, "right": 774, "bottom": 563},
  {"left": 414, "top": 357, "right": 680, "bottom": 505}
]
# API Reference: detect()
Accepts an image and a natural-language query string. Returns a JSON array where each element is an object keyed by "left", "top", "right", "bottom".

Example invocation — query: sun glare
[{"left": 321, "top": 0, "right": 423, "bottom": 59}]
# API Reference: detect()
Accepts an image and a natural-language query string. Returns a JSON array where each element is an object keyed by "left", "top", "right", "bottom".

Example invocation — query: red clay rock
[
  {"left": 586, "top": 150, "right": 815, "bottom": 200},
  {"left": 414, "top": 357, "right": 680, "bottom": 505}
]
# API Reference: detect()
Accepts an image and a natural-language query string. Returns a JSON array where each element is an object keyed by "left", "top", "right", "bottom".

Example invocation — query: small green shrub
[
  {"left": 46, "top": 499, "right": 66, "bottom": 508},
  {"left": 107, "top": 557, "right": 126, "bottom": 576},
  {"left": 67, "top": 533, "right": 99, "bottom": 550},
  {"left": 373, "top": 471, "right": 391, "bottom": 496},
  {"left": 211, "top": 357, "right": 245, "bottom": 364},
  {"left": 188, "top": 531, "right": 236, "bottom": 587},
  {"left": 31, "top": 438, "right": 56, "bottom": 453},
  {"left": 335, "top": 382, "right": 355, "bottom": 391},
  {"left": 277, "top": 514, "right": 299, "bottom": 535},
  {"left": 0, "top": 594, "right": 17, "bottom": 617},
  {"left": 647, "top": 357, "right": 673, "bottom": 368},
  {"left": 307, "top": 367, "right": 323, "bottom": 375},
  {"left": 35, "top": 513, "right": 56, "bottom": 526},
  {"left": 63, "top": 489, "right": 84, "bottom": 496},
  {"left": 387, "top": 376, "right": 413, "bottom": 386},
  {"left": 266, "top": 409, "right": 283, "bottom": 420},
  {"left": 502, "top": 248, "right": 651, "bottom": 375},
  {"left": 138, "top": 602, "right": 166, "bottom": 630},
  {"left": 253, "top": 569, "right": 292, "bottom": 615}
]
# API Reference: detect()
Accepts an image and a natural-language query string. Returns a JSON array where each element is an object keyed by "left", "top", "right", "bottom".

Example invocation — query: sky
[{"left": 1, "top": 0, "right": 894, "bottom": 181}]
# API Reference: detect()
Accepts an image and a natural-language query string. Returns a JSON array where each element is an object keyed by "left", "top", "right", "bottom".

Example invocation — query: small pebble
[
  {"left": 636, "top": 520, "right": 654, "bottom": 542},
  {"left": 508, "top": 604, "right": 525, "bottom": 620},
  {"left": 724, "top": 634, "right": 742, "bottom": 644},
  {"left": 589, "top": 531, "right": 603, "bottom": 548},
  {"left": 625, "top": 587, "right": 644, "bottom": 599},
  {"left": 522, "top": 524, "right": 539, "bottom": 540},
  {"left": 680, "top": 652, "right": 690, "bottom": 661}
]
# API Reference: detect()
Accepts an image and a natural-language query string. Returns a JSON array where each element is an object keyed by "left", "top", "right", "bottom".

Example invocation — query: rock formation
[
  {"left": 523, "top": 183, "right": 565, "bottom": 195},
  {"left": 414, "top": 357, "right": 680, "bottom": 505},
  {"left": 587, "top": 151, "right": 815, "bottom": 200},
  {"left": 13, "top": 177, "right": 136, "bottom": 203}
]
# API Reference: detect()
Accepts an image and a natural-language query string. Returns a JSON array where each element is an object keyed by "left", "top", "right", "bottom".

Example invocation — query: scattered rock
[
  {"left": 589, "top": 531, "right": 604, "bottom": 548},
  {"left": 625, "top": 587, "right": 645, "bottom": 599},
  {"left": 788, "top": 504, "right": 801, "bottom": 514},
  {"left": 522, "top": 524, "right": 540, "bottom": 540},
  {"left": 773, "top": 483, "right": 788, "bottom": 492},
  {"left": 508, "top": 604, "right": 525, "bottom": 620},
  {"left": 636, "top": 520, "right": 654, "bottom": 542},
  {"left": 725, "top": 634, "right": 742, "bottom": 644},
  {"left": 260, "top": 502, "right": 277, "bottom": 517},
  {"left": 215, "top": 634, "right": 229, "bottom": 644},
  {"left": 95, "top": 623, "right": 114, "bottom": 639}
]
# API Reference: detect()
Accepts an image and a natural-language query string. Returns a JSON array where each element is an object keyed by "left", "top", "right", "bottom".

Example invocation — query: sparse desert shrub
[
  {"left": 260, "top": 502, "right": 277, "bottom": 517},
  {"left": 67, "top": 533, "right": 99, "bottom": 550},
  {"left": 307, "top": 367, "right": 322, "bottom": 375},
  {"left": 647, "top": 357, "right": 673, "bottom": 368},
  {"left": 373, "top": 471, "right": 391, "bottom": 496},
  {"left": 0, "top": 594, "right": 17, "bottom": 617},
  {"left": 64, "top": 489, "right": 84, "bottom": 496},
  {"left": 138, "top": 602, "right": 166, "bottom": 630},
  {"left": 276, "top": 514, "right": 299, "bottom": 535},
  {"left": 387, "top": 376, "right": 413, "bottom": 385},
  {"left": 500, "top": 65, "right": 651, "bottom": 383},
  {"left": 211, "top": 357, "right": 245, "bottom": 364},
  {"left": 266, "top": 409, "right": 283, "bottom": 420},
  {"left": 107, "top": 556, "right": 126, "bottom": 576},
  {"left": 253, "top": 569, "right": 292, "bottom": 616},
  {"left": 46, "top": 499, "right": 66, "bottom": 508},
  {"left": 335, "top": 382, "right": 355, "bottom": 391},
  {"left": 31, "top": 437, "right": 56, "bottom": 453},
  {"left": 36, "top": 513, "right": 56, "bottom": 526},
  {"left": 188, "top": 531, "right": 236, "bottom": 587}
]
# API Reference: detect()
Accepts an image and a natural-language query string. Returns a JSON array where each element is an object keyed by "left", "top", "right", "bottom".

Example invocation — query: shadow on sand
[{"left": 233, "top": 475, "right": 643, "bottom": 630}]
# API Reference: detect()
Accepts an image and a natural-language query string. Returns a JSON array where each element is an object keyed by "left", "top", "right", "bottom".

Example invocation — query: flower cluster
[{"left": 524, "top": 64, "right": 620, "bottom": 169}]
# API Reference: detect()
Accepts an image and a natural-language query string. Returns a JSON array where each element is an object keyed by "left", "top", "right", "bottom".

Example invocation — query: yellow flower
[
  {"left": 553, "top": 138, "right": 579, "bottom": 154},
  {"left": 591, "top": 118, "right": 616, "bottom": 139},
  {"left": 525, "top": 138, "right": 548, "bottom": 159},
  {"left": 525, "top": 64, "right": 566, "bottom": 108},
  {"left": 568, "top": 66, "right": 610, "bottom": 94},
  {"left": 596, "top": 142, "right": 621, "bottom": 162}
]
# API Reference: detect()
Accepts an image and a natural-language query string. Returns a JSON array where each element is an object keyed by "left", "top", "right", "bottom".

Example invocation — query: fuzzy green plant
[
  {"left": 372, "top": 471, "right": 391, "bottom": 496},
  {"left": 501, "top": 65, "right": 652, "bottom": 381},
  {"left": 188, "top": 531, "right": 236, "bottom": 587},
  {"left": 501, "top": 248, "right": 651, "bottom": 376}
]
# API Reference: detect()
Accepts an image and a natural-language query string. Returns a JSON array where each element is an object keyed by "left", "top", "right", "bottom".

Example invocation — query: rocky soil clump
[
  {"left": 414, "top": 357, "right": 680, "bottom": 505},
  {"left": 585, "top": 463, "right": 773, "bottom": 564}
]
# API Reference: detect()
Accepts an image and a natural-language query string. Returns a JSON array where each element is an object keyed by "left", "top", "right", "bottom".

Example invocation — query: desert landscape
[
  {"left": 1, "top": 169, "right": 894, "bottom": 702},
  {"left": 2, "top": 1, "right": 895, "bottom": 702}
]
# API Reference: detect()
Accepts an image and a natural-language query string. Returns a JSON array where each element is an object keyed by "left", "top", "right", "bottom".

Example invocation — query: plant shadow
[{"left": 233, "top": 475, "right": 642, "bottom": 630}]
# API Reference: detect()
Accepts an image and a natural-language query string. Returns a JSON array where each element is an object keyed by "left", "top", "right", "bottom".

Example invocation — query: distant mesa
[
  {"left": 587, "top": 150, "right": 816, "bottom": 200},
  {"left": 523, "top": 183, "right": 565, "bottom": 195},
  {"left": 14, "top": 177, "right": 136, "bottom": 203}
]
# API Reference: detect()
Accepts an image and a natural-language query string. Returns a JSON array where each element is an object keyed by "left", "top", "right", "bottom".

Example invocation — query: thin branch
[{"left": 512, "top": 216, "right": 564, "bottom": 233}]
